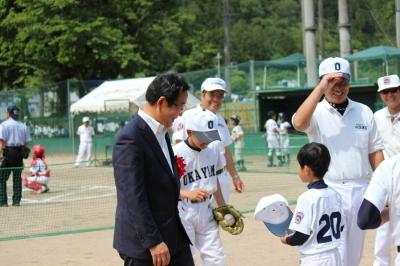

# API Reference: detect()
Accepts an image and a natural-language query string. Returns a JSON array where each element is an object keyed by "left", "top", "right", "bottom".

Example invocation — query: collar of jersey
[
  {"left": 307, "top": 179, "right": 328, "bottom": 189},
  {"left": 322, "top": 98, "right": 355, "bottom": 112},
  {"left": 184, "top": 139, "right": 201, "bottom": 152}
]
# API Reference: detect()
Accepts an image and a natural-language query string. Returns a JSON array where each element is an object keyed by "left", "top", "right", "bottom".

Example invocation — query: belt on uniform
[{"left": 398, "top": 246, "right": 400, "bottom": 253}]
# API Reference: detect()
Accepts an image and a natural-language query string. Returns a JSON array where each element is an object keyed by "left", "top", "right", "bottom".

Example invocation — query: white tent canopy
[{"left": 70, "top": 77, "right": 200, "bottom": 114}]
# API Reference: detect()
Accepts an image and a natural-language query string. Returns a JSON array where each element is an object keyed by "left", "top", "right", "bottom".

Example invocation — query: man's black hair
[
  {"left": 145, "top": 73, "right": 189, "bottom": 106},
  {"left": 297, "top": 142, "right": 331, "bottom": 178}
]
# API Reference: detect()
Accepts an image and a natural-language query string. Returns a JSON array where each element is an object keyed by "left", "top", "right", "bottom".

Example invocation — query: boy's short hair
[{"left": 297, "top": 142, "right": 331, "bottom": 178}]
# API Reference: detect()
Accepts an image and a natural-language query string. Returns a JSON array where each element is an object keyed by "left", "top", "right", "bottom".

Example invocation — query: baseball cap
[
  {"left": 82, "top": 116, "right": 90, "bottom": 123},
  {"left": 254, "top": 194, "right": 293, "bottom": 237},
  {"left": 183, "top": 108, "right": 221, "bottom": 144},
  {"left": 7, "top": 104, "right": 20, "bottom": 120},
  {"left": 377, "top": 74, "right": 400, "bottom": 92},
  {"left": 201, "top": 77, "right": 226, "bottom": 92},
  {"left": 318, "top": 57, "right": 351, "bottom": 81}
]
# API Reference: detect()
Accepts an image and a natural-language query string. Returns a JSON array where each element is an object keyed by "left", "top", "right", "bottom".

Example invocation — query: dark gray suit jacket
[{"left": 113, "top": 114, "right": 190, "bottom": 259}]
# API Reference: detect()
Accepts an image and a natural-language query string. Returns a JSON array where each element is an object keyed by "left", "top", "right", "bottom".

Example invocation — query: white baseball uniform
[
  {"left": 173, "top": 141, "right": 225, "bottom": 266},
  {"left": 297, "top": 98, "right": 384, "bottom": 266},
  {"left": 373, "top": 107, "right": 400, "bottom": 266},
  {"left": 279, "top": 121, "right": 291, "bottom": 157},
  {"left": 265, "top": 118, "right": 281, "bottom": 156},
  {"left": 175, "top": 105, "right": 233, "bottom": 202},
  {"left": 75, "top": 124, "right": 95, "bottom": 166},
  {"left": 289, "top": 180, "right": 344, "bottom": 266},
  {"left": 363, "top": 154, "right": 400, "bottom": 266},
  {"left": 171, "top": 115, "right": 184, "bottom": 145},
  {"left": 231, "top": 124, "right": 244, "bottom": 161}
]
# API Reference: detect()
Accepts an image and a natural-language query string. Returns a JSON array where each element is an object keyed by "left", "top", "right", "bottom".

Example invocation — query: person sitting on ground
[{"left": 22, "top": 145, "right": 50, "bottom": 194}]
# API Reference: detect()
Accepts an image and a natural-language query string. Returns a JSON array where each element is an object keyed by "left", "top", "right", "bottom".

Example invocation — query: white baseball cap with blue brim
[
  {"left": 183, "top": 108, "right": 221, "bottom": 144},
  {"left": 318, "top": 57, "right": 351, "bottom": 81},
  {"left": 254, "top": 194, "right": 293, "bottom": 237}
]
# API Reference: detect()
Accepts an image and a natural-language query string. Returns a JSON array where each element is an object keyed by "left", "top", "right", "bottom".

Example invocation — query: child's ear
[{"left": 186, "top": 129, "right": 192, "bottom": 136}]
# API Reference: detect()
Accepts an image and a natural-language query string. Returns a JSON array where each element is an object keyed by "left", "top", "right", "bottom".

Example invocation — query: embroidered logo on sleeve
[{"left": 294, "top": 212, "right": 304, "bottom": 224}]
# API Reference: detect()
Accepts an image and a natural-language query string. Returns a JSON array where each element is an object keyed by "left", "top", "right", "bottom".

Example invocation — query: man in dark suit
[{"left": 113, "top": 73, "right": 194, "bottom": 266}]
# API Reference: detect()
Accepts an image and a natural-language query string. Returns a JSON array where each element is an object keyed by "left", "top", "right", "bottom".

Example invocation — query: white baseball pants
[
  {"left": 300, "top": 248, "right": 342, "bottom": 266},
  {"left": 75, "top": 141, "right": 92, "bottom": 166},
  {"left": 374, "top": 222, "right": 392, "bottom": 266},
  {"left": 178, "top": 199, "right": 225, "bottom": 266}
]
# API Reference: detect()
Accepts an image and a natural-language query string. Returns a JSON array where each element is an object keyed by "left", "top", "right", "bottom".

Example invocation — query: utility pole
[
  {"left": 318, "top": 0, "right": 324, "bottom": 59},
  {"left": 397, "top": 0, "right": 400, "bottom": 47},
  {"left": 223, "top": 0, "right": 231, "bottom": 97},
  {"left": 216, "top": 52, "right": 222, "bottom": 77},
  {"left": 303, "top": 0, "right": 318, "bottom": 86},
  {"left": 338, "top": 0, "right": 351, "bottom": 57}
]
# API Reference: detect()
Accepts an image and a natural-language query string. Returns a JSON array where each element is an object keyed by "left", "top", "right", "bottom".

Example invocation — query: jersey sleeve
[
  {"left": 367, "top": 113, "right": 384, "bottom": 154},
  {"left": 289, "top": 193, "right": 313, "bottom": 235},
  {"left": 363, "top": 161, "right": 390, "bottom": 212}
]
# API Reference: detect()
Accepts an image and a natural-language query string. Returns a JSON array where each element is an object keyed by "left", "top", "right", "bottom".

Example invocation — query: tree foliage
[{"left": 0, "top": 0, "right": 396, "bottom": 89}]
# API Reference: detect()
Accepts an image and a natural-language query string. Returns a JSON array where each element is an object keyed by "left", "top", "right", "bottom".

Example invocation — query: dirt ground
[{"left": 0, "top": 154, "right": 389, "bottom": 265}]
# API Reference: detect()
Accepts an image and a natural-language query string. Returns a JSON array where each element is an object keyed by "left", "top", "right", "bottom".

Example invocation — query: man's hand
[
  {"left": 232, "top": 177, "right": 244, "bottom": 193},
  {"left": 149, "top": 242, "right": 170, "bottom": 266},
  {"left": 317, "top": 73, "right": 347, "bottom": 93}
]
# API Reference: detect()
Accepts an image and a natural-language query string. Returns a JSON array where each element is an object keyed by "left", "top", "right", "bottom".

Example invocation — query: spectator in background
[
  {"left": 264, "top": 110, "right": 284, "bottom": 167},
  {"left": 0, "top": 104, "right": 32, "bottom": 207},
  {"left": 74, "top": 116, "right": 95, "bottom": 167},
  {"left": 277, "top": 112, "right": 292, "bottom": 165},
  {"left": 372, "top": 74, "right": 400, "bottom": 266},
  {"left": 230, "top": 115, "right": 246, "bottom": 171}
]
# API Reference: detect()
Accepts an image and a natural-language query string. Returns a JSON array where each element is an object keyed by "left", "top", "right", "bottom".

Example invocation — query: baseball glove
[{"left": 213, "top": 205, "right": 244, "bottom": 235}]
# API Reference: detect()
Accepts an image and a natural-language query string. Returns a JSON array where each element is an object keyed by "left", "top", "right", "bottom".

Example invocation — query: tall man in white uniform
[
  {"left": 174, "top": 77, "right": 244, "bottom": 202},
  {"left": 373, "top": 74, "right": 400, "bottom": 266},
  {"left": 358, "top": 154, "right": 400, "bottom": 266},
  {"left": 292, "top": 57, "right": 384, "bottom": 266},
  {"left": 75, "top": 116, "right": 95, "bottom": 167}
]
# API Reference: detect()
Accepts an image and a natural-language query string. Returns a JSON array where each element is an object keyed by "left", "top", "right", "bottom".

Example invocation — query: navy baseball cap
[{"left": 7, "top": 104, "right": 20, "bottom": 120}]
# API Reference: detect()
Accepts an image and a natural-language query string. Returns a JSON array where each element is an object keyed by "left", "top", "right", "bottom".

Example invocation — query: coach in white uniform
[
  {"left": 292, "top": 57, "right": 384, "bottom": 266},
  {"left": 358, "top": 154, "right": 400, "bottom": 266},
  {"left": 75, "top": 116, "right": 95, "bottom": 167},
  {"left": 174, "top": 78, "right": 244, "bottom": 203},
  {"left": 373, "top": 74, "right": 400, "bottom": 266}
]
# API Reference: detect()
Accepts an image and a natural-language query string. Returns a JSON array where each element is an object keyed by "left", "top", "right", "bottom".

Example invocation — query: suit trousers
[{"left": 120, "top": 229, "right": 194, "bottom": 266}]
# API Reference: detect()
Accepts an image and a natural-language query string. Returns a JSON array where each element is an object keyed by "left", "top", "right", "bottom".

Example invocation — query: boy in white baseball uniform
[
  {"left": 292, "top": 57, "right": 384, "bottom": 266},
  {"left": 265, "top": 110, "right": 284, "bottom": 167},
  {"left": 173, "top": 77, "right": 244, "bottom": 203},
  {"left": 173, "top": 108, "right": 226, "bottom": 266},
  {"left": 230, "top": 115, "right": 246, "bottom": 171},
  {"left": 74, "top": 116, "right": 95, "bottom": 167},
  {"left": 281, "top": 142, "right": 345, "bottom": 266},
  {"left": 277, "top": 112, "right": 291, "bottom": 165},
  {"left": 373, "top": 74, "right": 400, "bottom": 266},
  {"left": 358, "top": 154, "right": 400, "bottom": 266}
]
